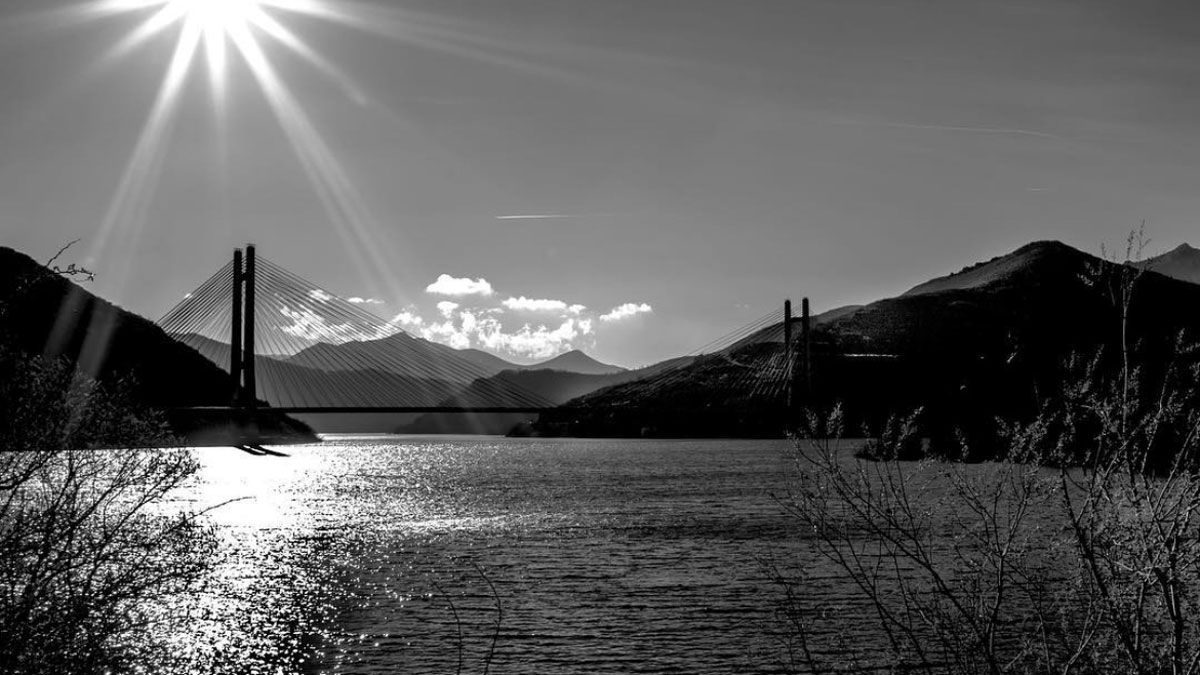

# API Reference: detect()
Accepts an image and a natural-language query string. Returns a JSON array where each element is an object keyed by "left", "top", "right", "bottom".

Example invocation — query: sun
[
  {"left": 79, "top": 0, "right": 411, "bottom": 306},
  {"left": 175, "top": 0, "right": 259, "bottom": 32},
  {"left": 63, "top": 0, "right": 554, "bottom": 306}
]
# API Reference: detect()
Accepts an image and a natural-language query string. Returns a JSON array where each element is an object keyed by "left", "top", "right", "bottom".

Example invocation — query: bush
[
  {"left": 0, "top": 348, "right": 216, "bottom": 673},
  {"left": 779, "top": 234, "right": 1200, "bottom": 673}
]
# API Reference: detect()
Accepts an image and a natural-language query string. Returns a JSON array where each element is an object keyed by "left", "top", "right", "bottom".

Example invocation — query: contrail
[
  {"left": 496, "top": 214, "right": 608, "bottom": 220},
  {"left": 836, "top": 120, "right": 1063, "bottom": 140}
]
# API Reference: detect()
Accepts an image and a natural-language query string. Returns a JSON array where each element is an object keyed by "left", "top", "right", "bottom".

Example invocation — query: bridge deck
[{"left": 179, "top": 406, "right": 557, "bottom": 414}]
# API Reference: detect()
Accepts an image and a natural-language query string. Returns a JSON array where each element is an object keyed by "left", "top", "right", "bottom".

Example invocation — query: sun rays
[
  {"left": 75, "top": 0, "right": 396, "bottom": 295},
  {"left": 29, "top": 0, "right": 616, "bottom": 370}
]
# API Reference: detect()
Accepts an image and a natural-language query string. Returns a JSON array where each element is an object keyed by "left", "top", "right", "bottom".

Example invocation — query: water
[{"left": 169, "top": 435, "right": 814, "bottom": 674}]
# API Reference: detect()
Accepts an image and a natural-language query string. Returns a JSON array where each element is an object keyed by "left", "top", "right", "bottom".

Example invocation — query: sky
[{"left": 1, "top": 0, "right": 1199, "bottom": 367}]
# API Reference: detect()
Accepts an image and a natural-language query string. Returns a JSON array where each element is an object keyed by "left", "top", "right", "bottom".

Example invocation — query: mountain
[
  {"left": 398, "top": 356, "right": 695, "bottom": 434},
  {"left": 285, "top": 331, "right": 518, "bottom": 382},
  {"left": 0, "top": 247, "right": 234, "bottom": 408},
  {"left": 0, "top": 246, "right": 315, "bottom": 443},
  {"left": 527, "top": 350, "right": 625, "bottom": 375},
  {"left": 288, "top": 334, "right": 626, "bottom": 382},
  {"left": 900, "top": 241, "right": 1070, "bottom": 297},
  {"left": 725, "top": 303, "right": 864, "bottom": 349},
  {"left": 1143, "top": 243, "right": 1200, "bottom": 284},
  {"left": 172, "top": 332, "right": 462, "bottom": 407},
  {"left": 542, "top": 240, "right": 1200, "bottom": 444}
]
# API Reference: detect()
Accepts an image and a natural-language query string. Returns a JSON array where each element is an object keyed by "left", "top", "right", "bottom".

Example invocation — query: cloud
[
  {"left": 399, "top": 305, "right": 595, "bottom": 359},
  {"left": 278, "top": 306, "right": 365, "bottom": 343},
  {"left": 471, "top": 315, "right": 589, "bottom": 359},
  {"left": 420, "top": 319, "right": 471, "bottom": 349},
  {"left": 308, "top": 289, "right": 334, "bottom": 302},
  {"left": 568, "top": 304, "right": 586, "bottom": 315},
  {"left": 425, "top": 274, "right": 494, "bottom": 297},
  {"left": 502, "top": 296, "right": 569, "bottom": 312},
  {"left": 391, "top": 310, "right": 423, "bottom": 327},
  {"left": 347, "top": 296, "right": 383, "bottom": 305},
  {"left": 599, "top": 302, "right": 653, "bottom": 322}
]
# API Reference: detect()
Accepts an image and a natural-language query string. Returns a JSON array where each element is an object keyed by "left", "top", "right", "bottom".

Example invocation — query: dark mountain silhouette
[
  {"left": 0, "top": 246, "right": 315, "bottom": 443},
  {"left": 285, "top": 331, "right": 517, "bottom": 382},
  {"left": 172, "top": 333, "right": 462, "bottom": 407},
  {"left": 899, "top": 242, "right": 1068, "bottom": 297},
  {"left": 1143, "top": 243, "right": 1200, "bottom": 284},
  {"left": 174, "top": 332, "right": 632, "bottom": 417},
  {"left": 0, "top": 247, "right": 235, "bottom": 408},
  {"left": 287, "top": 336, "right": 624, "bottom": 381},
  {"left": 398, "top": 356, "right": 695, "bottom": 434},
  {"left": 542, "top": 241, "right": 1200, "bottom": 445},
  {"left": 527, "top": 350, "right": 625, "bottom": 375},
  {"left": 726, "top": 303, "right": 862, "bottom": 349},
  {"left": 814, "top": 304, "right": 864, "bottom": 323}
]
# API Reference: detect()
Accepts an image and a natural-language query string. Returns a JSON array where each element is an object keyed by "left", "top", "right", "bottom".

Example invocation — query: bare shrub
[
  {"left": 0, "top": 245, "right": 216, "bottom": 673},
  {"left": 779, "top": 232, "right": 1200, "bottom": 674},
  {"left": 0, "top": 348, "right": 217, "bottom": 673}
]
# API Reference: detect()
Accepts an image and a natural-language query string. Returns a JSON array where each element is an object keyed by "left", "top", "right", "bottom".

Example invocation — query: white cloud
[
  {"left": 391, "top": 310, "right": 423, "bottom": 327},
  {"left": 472, "top": 316, "right": 587, "bottom": 359},
  {"left": 502, "top": 296, "right": 569, "bottom": 312},
  {"left": 599, "top": 302, "right": 653, "bottom": 322},
  {"left": 567, "top": 304, "right": 586, "bottom": 315},
  {"left": 425, "top": 274, "right": 494, "bottom": 297},
  {"left": 308, "top": 289, "right": 334, "bottom": 303},
  {"left": 347, "top": 297, "right": 383, "bottom": 305},
  {"left": 278, "top": 306, "right": 363, "bottom": 343},
  {"left": 420, "top": 319, "right": 471, "bottom": 349},
  {"left": 399, "top": 305, "right": 591, "bottom": 359}
]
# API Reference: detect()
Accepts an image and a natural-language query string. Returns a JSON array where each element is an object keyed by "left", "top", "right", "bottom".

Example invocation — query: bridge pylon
[
  {"left": 229, "top": 245, "right": 258, "bottom": 409},
  {"left": 783, "top": 297, "right": 812, "bottom": 419}
]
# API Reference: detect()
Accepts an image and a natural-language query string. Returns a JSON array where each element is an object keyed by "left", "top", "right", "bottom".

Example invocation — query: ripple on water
[{"left": 156, "top": 437, "right": 858, "bottom": 674}]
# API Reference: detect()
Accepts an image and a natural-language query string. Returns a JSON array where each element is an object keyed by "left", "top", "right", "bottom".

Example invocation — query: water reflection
[{"left": 162, "top": 436, "right": 801, "bottom": 674}]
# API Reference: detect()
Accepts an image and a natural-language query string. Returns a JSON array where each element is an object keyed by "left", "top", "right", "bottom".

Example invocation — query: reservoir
[{"left": 169, "top": 436, "right": 814, "bottom": 674}]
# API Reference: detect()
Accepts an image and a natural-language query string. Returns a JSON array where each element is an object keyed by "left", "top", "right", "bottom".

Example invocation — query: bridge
[{"left": 158, "top": 246, "right": 813, "bottom": 419}]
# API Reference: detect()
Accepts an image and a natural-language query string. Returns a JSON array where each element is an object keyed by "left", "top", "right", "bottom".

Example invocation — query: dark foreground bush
[
  {"left": 0, "top": 347, "right": 216, "bottom": 674},
  {"left": 778, "top": 234, "right": 1200, "bottom": 674}
]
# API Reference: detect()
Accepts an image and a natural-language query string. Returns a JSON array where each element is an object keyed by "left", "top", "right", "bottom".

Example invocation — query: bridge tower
[
  {"left": 784, "top": 299, "right": 793, "bottom": 411},
  {"left": 229, "top": 245, "right": 258, "bottom": 409},
  {"left": 783, "top": 297, "right": 812, "bottom": 416}
]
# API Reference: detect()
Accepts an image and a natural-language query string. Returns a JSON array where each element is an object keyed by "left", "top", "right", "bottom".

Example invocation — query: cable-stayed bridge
[{"left": 158, "top": 246, "right": 813, "bottom": 417}]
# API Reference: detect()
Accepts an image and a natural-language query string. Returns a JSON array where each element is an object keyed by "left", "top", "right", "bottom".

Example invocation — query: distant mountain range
[
  {"left": 1144, "top": 243, "right": 1200, "bottom": 284},
  {"left": 528, "top": 350, "right": 625, "bottom": 375},
  {"left": 170, "top": 329, "right": 632, "bottom": 417},
  {"left": 283, "top": 336, "right": 624, "bottom": 380},
  {"left": 398, "top": 355, "right": 688, "bottom": 434},
  {"left": 285, "top": 331, "right": 514, "bottom": 382},
  {"left": 8, "top": 239, "right": 1200, "bottom": 441},
  {"left": 171, "top": 333, "right": 463, "bottom": 407}
]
